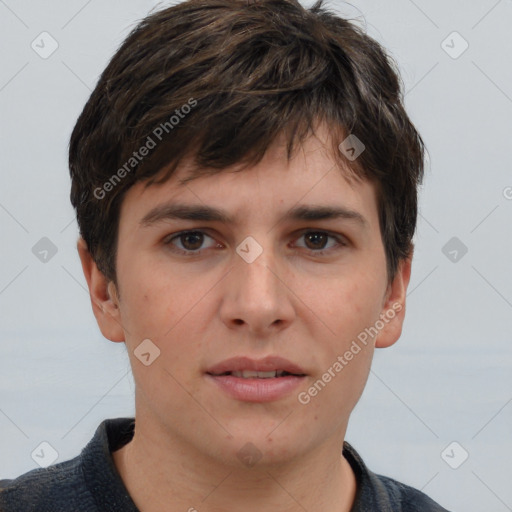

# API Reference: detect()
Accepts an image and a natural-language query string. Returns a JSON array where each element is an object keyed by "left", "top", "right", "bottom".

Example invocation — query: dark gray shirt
[{"left": 0, "top": 417, "right": 450, "bottom": 511}]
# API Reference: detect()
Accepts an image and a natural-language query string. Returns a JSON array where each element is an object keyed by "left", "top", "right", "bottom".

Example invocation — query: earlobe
[
  {"left": 77, "top": 238, "right": 125, "bottom": 342},
  {"left": 374, "top": 254, "right": 412, "bottom": 349}
]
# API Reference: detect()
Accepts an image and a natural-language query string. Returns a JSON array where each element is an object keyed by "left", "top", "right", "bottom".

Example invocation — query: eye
[
  {"left": 163, "top": 229, "right": 347, "bottom": 257},
  {"left": 164, "top": 230, "right": 220, "bottom": 255},
  {"left": 294, "top": 230, "right": 346, "bottom": 255}
]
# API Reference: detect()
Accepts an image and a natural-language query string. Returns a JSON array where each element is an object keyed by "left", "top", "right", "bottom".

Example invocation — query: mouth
[
  {"left": 205, "top": 356, "right": 307, "bottom": 402},
  {"left": 207, "top": 370, "right": 305, "bottom": 378},
  {"left": 205, "top": 355, "right": 307, "bottom": 378}
]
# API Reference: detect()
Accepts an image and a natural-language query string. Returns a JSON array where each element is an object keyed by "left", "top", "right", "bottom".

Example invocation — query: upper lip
[{"left": 206, "top": 356, "right": 307, "bottom": 376}]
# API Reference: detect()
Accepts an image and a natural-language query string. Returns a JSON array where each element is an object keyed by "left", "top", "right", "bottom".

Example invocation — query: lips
[
  {"left": 206, "top": 356, "right": 307, "bottom": 377},
  {"left": 205, "top": 356, "right": 307, "bottom": 402}
]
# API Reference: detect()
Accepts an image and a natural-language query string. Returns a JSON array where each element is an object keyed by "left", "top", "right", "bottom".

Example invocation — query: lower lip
[{"left": 206, "top": 374, "right": 305, "bottom": 402}]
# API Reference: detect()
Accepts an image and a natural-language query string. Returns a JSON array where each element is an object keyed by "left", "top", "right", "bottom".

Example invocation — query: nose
[{"left": 219, "top": 241, "right": 296, "bottom": 336}]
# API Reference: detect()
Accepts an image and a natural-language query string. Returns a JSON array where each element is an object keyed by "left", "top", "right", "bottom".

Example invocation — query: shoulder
[
  {"left": 343, "top": 442, "right": 451, "bottom": 511},
  {"left": 0, "top": 417, "right": 136, "bottom": 512},
  {"left": 371, "top": 473, "right": 451, "bottom": 511},
  {"left": 0, "top": 455, "right": 95, "bottom": 511}
]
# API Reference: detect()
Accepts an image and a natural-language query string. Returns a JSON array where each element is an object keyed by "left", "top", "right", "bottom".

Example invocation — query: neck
[{"left": 112, "top": 411, "right": 357, "bottom": 512}]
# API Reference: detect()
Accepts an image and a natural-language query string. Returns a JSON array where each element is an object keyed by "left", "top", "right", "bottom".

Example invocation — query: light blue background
[{"left": 1, "top": 1, "right": 511, "bottom": 511}]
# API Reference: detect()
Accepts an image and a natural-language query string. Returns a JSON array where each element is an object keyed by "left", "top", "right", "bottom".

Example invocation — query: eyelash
[{"left": 163, "top": 230, "right": 348, "bottom": 257}]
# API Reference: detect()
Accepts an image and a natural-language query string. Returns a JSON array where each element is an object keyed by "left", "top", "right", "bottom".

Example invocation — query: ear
[
  {"left": 77, "top": 237, "right": 125, "bottom": 342},
  {"left": 374, "top": 252, "right": 412, "bottom": 349}
]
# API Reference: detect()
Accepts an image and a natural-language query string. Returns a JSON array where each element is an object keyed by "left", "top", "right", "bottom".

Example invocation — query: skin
[{"left": 78, "top": 123, "right": 412, "bottom": 512}]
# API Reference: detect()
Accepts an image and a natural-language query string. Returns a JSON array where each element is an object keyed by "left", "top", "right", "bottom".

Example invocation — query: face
[{"left": 80, "top": 124, "right": 410, "bottom": 467}]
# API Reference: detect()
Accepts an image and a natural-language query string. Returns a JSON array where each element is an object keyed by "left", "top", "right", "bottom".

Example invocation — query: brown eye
[
  {"left": 293, "top": 230, "right": 347, "bottom": 256},
  {"left": 164, "top": 230, "right": 218, "bottom": 255},
  {"left": 179, "top": 231, "right": 204, "bottom": 250},
  {"left": 303, "top": 232, "right": 329, "bottom": 250}
]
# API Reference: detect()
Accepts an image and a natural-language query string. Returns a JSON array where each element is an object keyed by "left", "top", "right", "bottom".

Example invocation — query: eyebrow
[{"left": 140, "top": 203, "right": 368, "bottom": 228}]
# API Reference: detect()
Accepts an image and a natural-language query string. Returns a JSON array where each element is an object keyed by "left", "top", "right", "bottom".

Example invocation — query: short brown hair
[{"left": 69, "top": 0, "right": 425, "bottom": 284}]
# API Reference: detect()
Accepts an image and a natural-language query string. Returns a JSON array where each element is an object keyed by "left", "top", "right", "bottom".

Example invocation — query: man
[{"left": 0, "top": 0, "right": 450, "bottom": 510}]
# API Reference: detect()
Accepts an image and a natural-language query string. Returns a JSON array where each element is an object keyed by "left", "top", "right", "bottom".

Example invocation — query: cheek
[
  {"left": 115, "top": 257, "right": 177, "bottom": 350},
  {"left": 118, "top": 268, "right": 209, "bottom": 401},
  {"left": 304, "top": 277, "right": 381, "bottom": 403},
  {"left": 320, "top": 275, "right": 384, "bottom": 341},
  {"left": 117, "top": 259, "right": 215, "bottom": 361}
]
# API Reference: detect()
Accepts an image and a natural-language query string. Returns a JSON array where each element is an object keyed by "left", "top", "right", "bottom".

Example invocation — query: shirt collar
[{"left": 80, "top": 417, "right": 388, "bottom": 512}]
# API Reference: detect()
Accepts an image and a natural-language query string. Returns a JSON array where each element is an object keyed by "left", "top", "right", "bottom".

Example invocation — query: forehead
[
  {"left": 176, "top": 124, "right": 361, "bottom": 185},
  {"left": 120, "top": 126, "right": 378, "bottom": 227}
]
